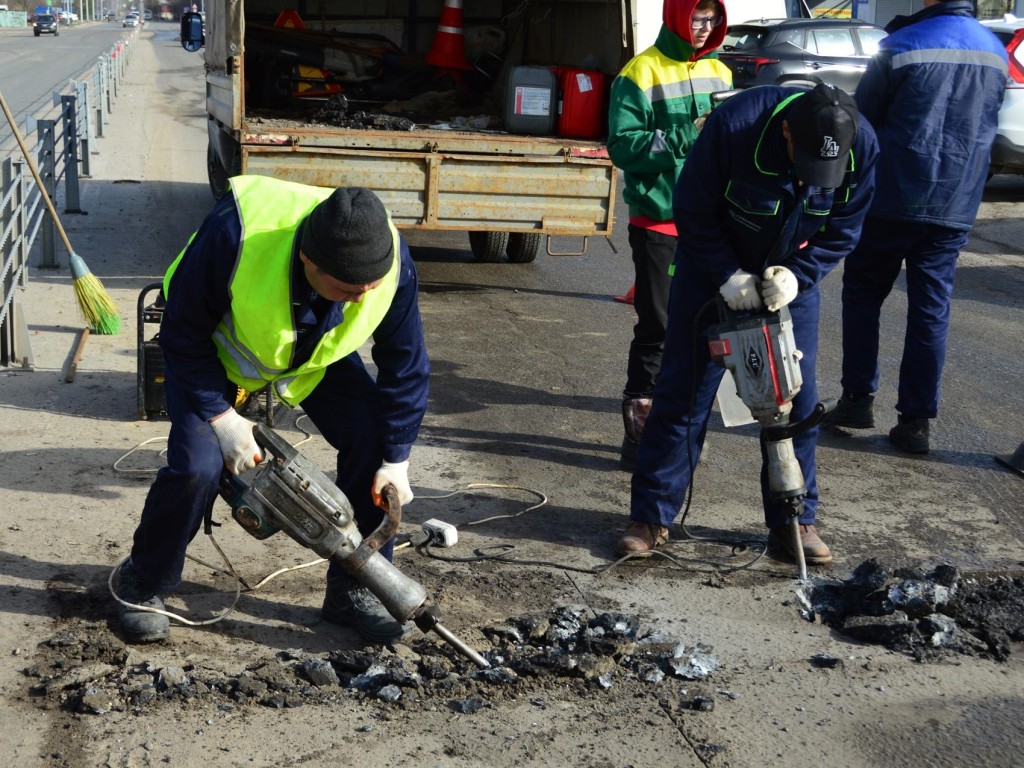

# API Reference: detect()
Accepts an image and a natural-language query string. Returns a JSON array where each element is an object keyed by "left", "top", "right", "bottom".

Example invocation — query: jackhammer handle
[
  {"left": 345, "top": 484, "right": 401, "bottom": 572},
  {"left": 763, "top": 399, "right": 837, "bottom": 441}
]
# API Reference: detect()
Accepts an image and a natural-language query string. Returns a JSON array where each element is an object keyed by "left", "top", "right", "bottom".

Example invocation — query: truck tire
[
  {"left": 506, "top": 233, "right": 541, "bottom": 263},
  {"left": 468, "top": 231, "right": 508, "bottom": 263},
  {"left": 207, "top": 141, "right": 240, "bottom": 200}
]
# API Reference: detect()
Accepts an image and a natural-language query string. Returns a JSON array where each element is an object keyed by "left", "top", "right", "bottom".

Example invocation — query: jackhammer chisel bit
[{"left": 218, "top": 423, "right": 489, "bottom": 668}]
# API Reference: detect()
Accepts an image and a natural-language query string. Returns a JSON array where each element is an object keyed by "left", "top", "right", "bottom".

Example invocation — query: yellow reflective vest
[{"left": 163, "top": 176, "right": 400, "bottom": 406}]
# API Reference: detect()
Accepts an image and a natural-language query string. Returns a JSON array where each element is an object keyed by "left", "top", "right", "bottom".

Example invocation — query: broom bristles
[
  {"left": 69, "top": 251, "right": 121, "bottom": 335},
  {"left": 73, "top": 271, "right": 122, "bottom": 335}
]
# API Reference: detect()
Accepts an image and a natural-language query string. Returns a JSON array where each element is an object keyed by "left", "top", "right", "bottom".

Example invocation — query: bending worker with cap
[
  {"left": 115, "top": 176, "right": 429, "bottom": 644},
  {"left": 615, "top": 83, "right": 878, "bottom": 565}
]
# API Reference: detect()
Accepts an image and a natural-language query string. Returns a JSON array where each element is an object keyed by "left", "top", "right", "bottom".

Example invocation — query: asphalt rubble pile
[
  {"left": 799, "top": 558, "right": 1024, "bottom": 662},
  {"left": 23, "top": 607, "right": 728, "bottom": 718}
]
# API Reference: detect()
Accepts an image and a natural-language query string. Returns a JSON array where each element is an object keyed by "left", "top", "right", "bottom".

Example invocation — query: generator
[
  {"left": 136, "top": 281, "right": 168, "bottom": 420},
  {"left": 135, "top": 280, "right": 275, "bottom": 423}
]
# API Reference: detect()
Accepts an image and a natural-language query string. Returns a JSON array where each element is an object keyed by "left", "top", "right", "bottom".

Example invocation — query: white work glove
[
  {"left": 719, "top": 269, "right": 763, "bottom": 311},
  {"left": 209, "top": 408, "right": 263, "bottom": 475},
  {"left": 761, "top": 266, "right": 799, "bottom": 312},
  {"left": 372, "top": 460, "right": 413, "bottom": 509}
]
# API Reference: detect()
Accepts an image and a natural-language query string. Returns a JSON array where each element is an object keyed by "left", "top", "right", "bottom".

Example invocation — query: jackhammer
[
  {"left": 217, "top": 422, "right": 489, "bottom": 668},
  {"left": 707, "top": 302, "right": 833, "bottom": 580}
]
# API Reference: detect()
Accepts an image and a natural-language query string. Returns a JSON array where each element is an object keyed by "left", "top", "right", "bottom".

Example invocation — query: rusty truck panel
[{"left": 242, "top": 128, "right": 615, "bottom": 234}]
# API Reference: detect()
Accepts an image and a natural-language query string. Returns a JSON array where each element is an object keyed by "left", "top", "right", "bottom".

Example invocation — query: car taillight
[
  {"left": 1008, "top": 30, "right": 1024, "bottom": 86},
  {"left": 729, "top": 55, "right": 780, "bottom": 75},
  {"left": 751, "top": 57, "right": 780, "bottom": 75}
]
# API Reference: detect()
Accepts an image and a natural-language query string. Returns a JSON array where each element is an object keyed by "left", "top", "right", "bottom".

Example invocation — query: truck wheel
[
  {"left": 468, "top": 231, "right": 508, "bottom": 263},
  {"left": 207, "top": 142, "right": 240, "bottom": 200},
  {"left": 506, "top": 233, "right": 541, "bottom": 263}
]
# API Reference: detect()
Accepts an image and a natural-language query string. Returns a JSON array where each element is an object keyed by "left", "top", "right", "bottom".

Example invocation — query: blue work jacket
[
  {"left": 855, "top": 0, "right": 1007, "bottom": 230},
  {"left": 672, "top": 85, "right": 879, "bottom": 292}
]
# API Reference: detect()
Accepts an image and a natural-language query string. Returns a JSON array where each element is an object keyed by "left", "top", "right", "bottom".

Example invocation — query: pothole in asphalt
[
  {"left": 799, "top": 558, "right": 1024, "bottom": 662},
  {"left": 23, "top": 607, "right": 730, "bottom": 718}
]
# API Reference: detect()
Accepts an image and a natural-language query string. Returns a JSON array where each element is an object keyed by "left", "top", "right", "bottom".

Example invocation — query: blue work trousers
[
  {"left": 631, "top": 260, "right": 821, "bottom": 529},
  {"left": 840, "top": 218, "right": 967, "bottom": 419},
  {"left": 131, "top": 353, "right": 391, "bottom": 593}
]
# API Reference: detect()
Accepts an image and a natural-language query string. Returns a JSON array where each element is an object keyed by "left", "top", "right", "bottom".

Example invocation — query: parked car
[
  {"left": 33, "top": 13, "right": 59, "bottom": 36},
  {"left": 719, "top": 18, "right": 887, "bottom": 95},
  {"left": 123, "top": 12, "right": 138, "bottom": 27},
  {"left": 983, "top": 16, "right": 1024, "bottom": 176}
]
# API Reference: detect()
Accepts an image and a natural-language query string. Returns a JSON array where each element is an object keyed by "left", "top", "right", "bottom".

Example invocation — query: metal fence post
[
  {"left": 36, "top": 120, "right": 59, "bottom": 269},
  {"left": 93, "top": 60, "right": 105, "bottom": 138},
  {"left": 76, "top": 80, "right": 92, "bottom": 177},
  {"left": 61, "top": 95, "right": 82, "bottom": 214},
  {"left": 1, "top": 157, "right": 33, "bottom": 369}
]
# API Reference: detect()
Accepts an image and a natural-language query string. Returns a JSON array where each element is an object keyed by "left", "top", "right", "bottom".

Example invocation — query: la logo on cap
[{"left": 820, "top": 136, "right": 840, "bottom": 159}]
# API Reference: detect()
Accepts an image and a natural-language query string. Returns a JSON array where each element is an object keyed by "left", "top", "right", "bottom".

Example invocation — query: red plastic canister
[{"left": 555, "top": 67, "right": 608, "bottom": 140}]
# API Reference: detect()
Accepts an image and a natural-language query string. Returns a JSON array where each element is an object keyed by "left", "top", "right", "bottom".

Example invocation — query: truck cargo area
[{"left": 199, "top": 1, "right": 636, "bottom": 263}]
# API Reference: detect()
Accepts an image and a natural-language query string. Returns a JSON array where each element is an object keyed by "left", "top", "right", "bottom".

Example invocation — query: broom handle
[{"left": 0, "top": 88, "right": 76, "bottom": 256}]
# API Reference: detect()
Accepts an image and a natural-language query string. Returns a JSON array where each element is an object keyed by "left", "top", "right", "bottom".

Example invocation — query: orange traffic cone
[
  {"left": 614, "top": 284, "right": 636, "bottom": 305},
  {"left": 426, "top": 0, "right": 473, "bottom": 71}
]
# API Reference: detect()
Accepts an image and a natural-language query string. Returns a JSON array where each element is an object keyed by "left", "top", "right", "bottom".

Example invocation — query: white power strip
[{"left": 422, "top": 519, "right": 458, "bottom": 547}]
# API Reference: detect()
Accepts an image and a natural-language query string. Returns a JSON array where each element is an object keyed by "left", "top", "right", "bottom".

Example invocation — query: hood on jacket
[{"left": 663, "top": 0, "right": 728, "bottom": 59}]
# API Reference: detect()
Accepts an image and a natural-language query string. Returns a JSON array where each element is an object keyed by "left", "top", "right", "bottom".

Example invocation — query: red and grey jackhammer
[
  {"left": 218, "top": 422, "right": 489, "bottom": 668},
  {"left": 708, "top": 302, "right": 834, "bottom": 580}
]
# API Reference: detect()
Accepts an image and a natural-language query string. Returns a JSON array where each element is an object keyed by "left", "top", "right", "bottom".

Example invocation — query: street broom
[{"left": 0, "top": 88, "right": 121, "bottom": 335}]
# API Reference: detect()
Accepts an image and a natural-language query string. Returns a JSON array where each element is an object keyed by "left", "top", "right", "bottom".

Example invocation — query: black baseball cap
[{"left": 786, "top": 83, "right": 858, "bottom": 189}]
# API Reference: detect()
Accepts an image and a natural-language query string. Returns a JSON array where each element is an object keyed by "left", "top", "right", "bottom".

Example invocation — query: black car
[
  {"left": 719, "top": 18, "right": 886, "bottom": 94},
  {"left": 33, "top": 13, "right": 60, "bottom": 37}
]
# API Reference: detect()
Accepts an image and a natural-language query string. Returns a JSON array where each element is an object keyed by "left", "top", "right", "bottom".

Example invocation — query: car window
[
  {"left": 774, "top": 28, "right": 808, "bottom": 52},
  {"left": 857, "top": 28, "right": 887, "bottom": 55},
  {"left": 722, "top": 27, "right": 768, "bottom": 53},
  {"left": 811, "top": 29, "right": 857, "bottom": 57}
]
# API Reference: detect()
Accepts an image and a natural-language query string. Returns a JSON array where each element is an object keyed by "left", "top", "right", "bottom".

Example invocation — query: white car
[
  {"left": 123, "top": 13, "right": 139, "bottom": 28},
  {"left": 983, "top": 16, "right": 1024, "bottom": 176}
]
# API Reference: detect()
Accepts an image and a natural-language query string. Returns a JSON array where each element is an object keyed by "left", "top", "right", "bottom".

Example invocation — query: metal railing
[{"left": 0, "top": 36, "right": 135, "bottom": 368}]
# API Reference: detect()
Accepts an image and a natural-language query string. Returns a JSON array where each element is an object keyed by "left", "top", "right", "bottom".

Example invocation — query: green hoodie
[{"left": 607, "top": 3, "right": 732, "bottom": 222}]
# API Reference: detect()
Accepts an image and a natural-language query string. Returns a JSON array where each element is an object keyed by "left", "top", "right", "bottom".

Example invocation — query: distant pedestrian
[
  {"left": 827, "top": 0, "right": 1008, "bottom": 454},
  {"left": 606, "top": 0, "right": 732, "bottom": 471}
]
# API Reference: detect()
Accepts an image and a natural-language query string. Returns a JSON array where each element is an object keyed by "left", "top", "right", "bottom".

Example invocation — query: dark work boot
[
  {"left": 322, "top": 572, "right": 414, "bottom": 644},
  {"left": 889, "top": 415, "right": 930, "bottom": 454},
  {"left": 620, "top": 396, "right": 653, "bottom": 471},
  {"left": 113, "top": 560, "right": 169, "bottom": 642},
  {"left": 826, "top": 392, "right": 875, "bottom": 429}
]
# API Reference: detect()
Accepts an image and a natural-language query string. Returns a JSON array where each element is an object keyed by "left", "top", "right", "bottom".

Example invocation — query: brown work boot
[
  {"left": 620, "top": 397, "right": 653, "bottom": 471},
  {"left": 616, "top": 521, "right": 669, "bottom": 556},
  {"left": 767, "top": 524, "right": 833, "bottom": 565}
]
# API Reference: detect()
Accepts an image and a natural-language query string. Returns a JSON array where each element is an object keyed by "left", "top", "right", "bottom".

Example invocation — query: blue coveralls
[
  {"left": 839, "top": 1, "right": 1007, "bottom": 419},
  {"left": 630, "top": 86, "right": 878, "bottom": 529},
  {"left": 130, "top": 192, "right": 430, "bottom": 593}
]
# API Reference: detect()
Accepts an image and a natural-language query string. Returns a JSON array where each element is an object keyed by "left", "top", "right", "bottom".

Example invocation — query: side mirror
[{"left": 180, "top": 11, "right": 204, "bottom": 53}]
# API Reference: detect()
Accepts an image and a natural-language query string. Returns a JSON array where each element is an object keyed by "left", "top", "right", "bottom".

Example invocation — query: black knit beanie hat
[{"left": 300, "top": 187, "right": 393, "bottom": 284}]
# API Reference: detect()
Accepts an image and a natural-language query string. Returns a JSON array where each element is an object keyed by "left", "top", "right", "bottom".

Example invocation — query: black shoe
[
  {"left": 322, "top": 573, "right": 413, "bottom": 644},
  {"left": 889, "top": 416, "right": 929, "bottom": 454},
  {"left": 826, "top": 393, "right": 875, "bottom": 429},
  {"left": 619, "top": 437, "right": 638, "bottom": 471},
  {"left": 113, "top": 561, "right": 169, "bottom": 642}
]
